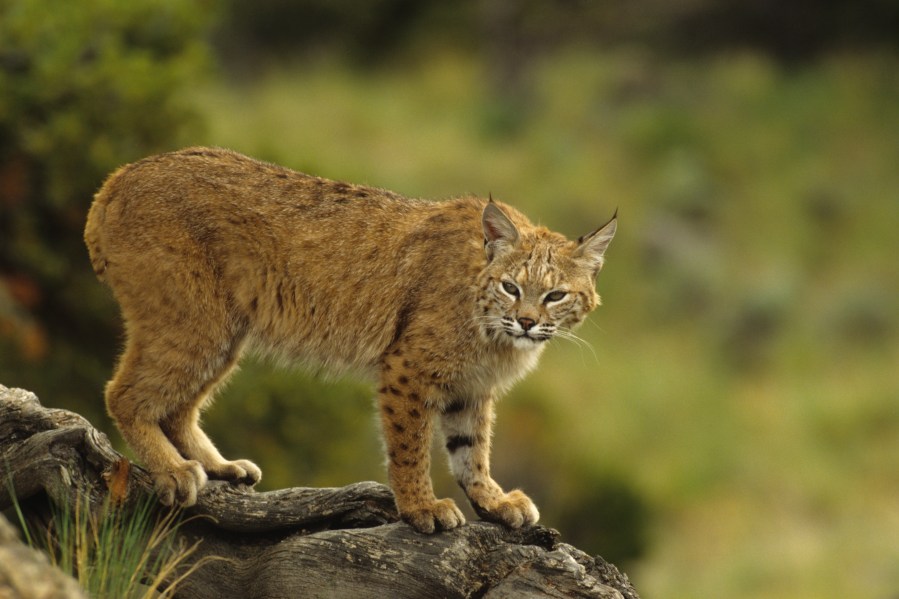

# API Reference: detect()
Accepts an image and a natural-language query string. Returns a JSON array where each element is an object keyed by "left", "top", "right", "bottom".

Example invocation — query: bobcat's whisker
[
  {"left": 584, "top": 316, "right": 607, "bottom": 335},
  {"left": 553, "top": 329, "right": 599, "bottom": 364}
]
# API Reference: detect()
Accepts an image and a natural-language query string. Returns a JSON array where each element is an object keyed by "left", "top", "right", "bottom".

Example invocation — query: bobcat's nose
[{"left": 517, "top": 317, "right": 536, "bottom": 331}]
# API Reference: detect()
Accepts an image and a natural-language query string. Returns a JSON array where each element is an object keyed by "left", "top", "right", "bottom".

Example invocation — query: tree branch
[{"left": 0, "top": 384, "right": 640, "bottom": 599}]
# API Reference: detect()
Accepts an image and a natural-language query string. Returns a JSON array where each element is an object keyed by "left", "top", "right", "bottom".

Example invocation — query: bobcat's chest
[{"left": 464, "top": 342, "right": 546, "bottom": 396}]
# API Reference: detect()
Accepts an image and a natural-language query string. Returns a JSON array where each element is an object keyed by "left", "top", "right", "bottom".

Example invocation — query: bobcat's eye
[
  {"left": 544, "top": 290, "right": 567, "bottom": 303},
  {"left": 501, "top": 281, "right": 520, "bottom": 298}
]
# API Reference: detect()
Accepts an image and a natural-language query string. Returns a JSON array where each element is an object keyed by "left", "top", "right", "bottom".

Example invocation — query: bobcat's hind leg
[
  {"left": 162, "top": 384, "right": 262, "bottom": 486},
  {"left": 162, "top": 404, "right": 261, "bottom": 486},
  {"left": 107, "top": 323, "right": 259, "bottom": 506},
  {"left": 105, "top": 340, "right": 210, "bottom": 507},
  {"left": 160, "top": 355, "right": 261, "bottom": 487}
]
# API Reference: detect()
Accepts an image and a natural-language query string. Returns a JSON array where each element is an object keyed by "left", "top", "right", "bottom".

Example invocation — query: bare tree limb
[{"left": 0, "top": 384, "right": 640, "bottom": 599}]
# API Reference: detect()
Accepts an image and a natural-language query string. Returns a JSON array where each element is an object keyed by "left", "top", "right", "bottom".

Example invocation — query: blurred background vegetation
[{"left": 1, "top": 0, "right": 897, "bottom": 597}]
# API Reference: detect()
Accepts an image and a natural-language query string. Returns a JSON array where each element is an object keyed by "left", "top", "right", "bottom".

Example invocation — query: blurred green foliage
[
  {"left": 1, "top": 1, "right": 898, "bottom": 597},
  {"left": 193, "top": 49, "right": 899, "bottom": 594},
  {"left": 214, "top": 0, "right": 899, "bottom": 65},
  {"left": 0, "top": 0, "right": 212, "bottom": 425}
]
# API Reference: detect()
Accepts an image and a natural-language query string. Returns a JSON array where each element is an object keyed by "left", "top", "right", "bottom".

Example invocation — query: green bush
[{"left": 0, "top": 0, "right": 213, "bottom": 422}]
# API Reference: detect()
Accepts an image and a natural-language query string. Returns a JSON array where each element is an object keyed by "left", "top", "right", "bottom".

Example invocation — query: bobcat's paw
[
  {"left": 154, "top": 460, "right": 208, "bottom": 507},
  {"left": 472, "top": 489, "right": 540, "bottom": 529},
  {"left": 401, "top": 498, "right": 466, "bottom": 534},
  {"left": 207, "top": 459, "right": 262, "bottom": 486}
]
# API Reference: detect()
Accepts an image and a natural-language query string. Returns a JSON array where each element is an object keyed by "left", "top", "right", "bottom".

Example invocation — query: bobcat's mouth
[
  {"left": 490, "top": 316, "right": 552, "bottom": 346},
  {"left": 505, "top": 330, "right": 550, "bottom": 343}
]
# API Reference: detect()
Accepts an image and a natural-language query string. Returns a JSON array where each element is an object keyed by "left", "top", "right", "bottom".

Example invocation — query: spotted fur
[{"left": 85, "top": 147, "right": 616, "bottom": 533}]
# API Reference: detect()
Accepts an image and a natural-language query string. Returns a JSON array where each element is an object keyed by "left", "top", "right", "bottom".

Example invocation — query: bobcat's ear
[
  {"left": 482, "top": 200, "right": 519, "bottom": 261},
  {"left": 574, "top": 210, "right": 617, "bottom": 276}
]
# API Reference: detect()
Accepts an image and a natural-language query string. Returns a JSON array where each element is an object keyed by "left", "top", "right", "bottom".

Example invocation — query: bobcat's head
[{"left": 476, "top": 201, "right": 616, "bottom": 351}]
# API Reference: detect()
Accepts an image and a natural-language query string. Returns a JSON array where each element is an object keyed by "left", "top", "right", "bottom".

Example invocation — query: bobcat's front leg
[
  {"left": 440, "top": 394, "right": 539, "bottom": 529},
  {"left": 378, "top": 365, "right": 465, "bottom": 533}
]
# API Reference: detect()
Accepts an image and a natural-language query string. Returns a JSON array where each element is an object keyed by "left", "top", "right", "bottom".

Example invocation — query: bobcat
[{"left": 84, "top": 147, "right": 616, "bottom": 533}]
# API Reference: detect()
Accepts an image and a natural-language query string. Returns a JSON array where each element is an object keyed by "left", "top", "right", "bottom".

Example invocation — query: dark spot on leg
[
  {"left": 398, "top": 375, "right": 409, "bottom": 385},
  {"left": 399, "top": 443, "right": 409, "bottom": 451},
  {"left": 384, "top": 405, "right": 395, "bottom": 416},
  {"left": 408, "top": 408, "right": 420, "bottom": 418},
  {"left": 442, "top": 398, "right": 466, "bottom": 414},
  {"left": 409, "top": 392, "right": 421, "bottom": 402},
  {"left": 446, "top": 435, "right": 474, "bottom": 453},
  {"left": 388, "top": 386, "right": 403, "bottom": 396},
  {"left": 392, "top": 422, "right": 405, "bottom": 433}
]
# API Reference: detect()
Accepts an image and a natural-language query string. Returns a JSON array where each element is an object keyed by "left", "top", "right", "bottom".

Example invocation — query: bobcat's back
[{"left": 87, "top": 147, "right": 509, "bottom": 373}]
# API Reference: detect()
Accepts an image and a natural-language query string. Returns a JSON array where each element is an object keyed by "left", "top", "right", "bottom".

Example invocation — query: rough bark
[{"left": 0, "top": 384, "right": 640, "bottom": 599}]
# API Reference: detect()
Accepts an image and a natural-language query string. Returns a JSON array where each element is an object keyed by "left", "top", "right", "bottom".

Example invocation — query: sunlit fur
[{"left": 85, "top": 147, "right": 616, "bottom": 533}]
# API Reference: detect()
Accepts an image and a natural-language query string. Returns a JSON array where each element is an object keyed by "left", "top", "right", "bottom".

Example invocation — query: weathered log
[{"left": 0, "top": 385, "right": 640, "bottom": 599}]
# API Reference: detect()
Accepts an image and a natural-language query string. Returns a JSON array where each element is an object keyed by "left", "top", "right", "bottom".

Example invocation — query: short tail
[
  {"left": 84, "top": 166, "right": 126, "bottom": 282},
  {"left": 85, "top": 197, "right": 109, "bottom": 280}
]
